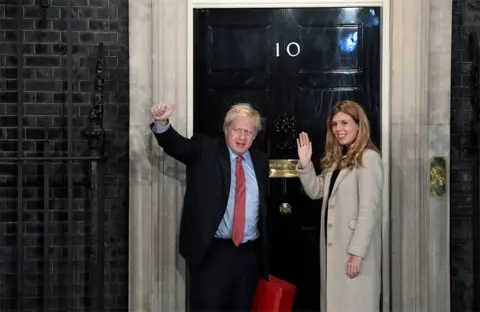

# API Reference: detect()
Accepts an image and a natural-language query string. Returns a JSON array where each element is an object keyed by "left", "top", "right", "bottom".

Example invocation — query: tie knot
[{"left": 237, "top": 155, "right": 243, "bottom": 163}]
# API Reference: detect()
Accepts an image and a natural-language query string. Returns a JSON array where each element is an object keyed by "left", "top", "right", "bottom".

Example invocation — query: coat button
[
  {"left": 328, "top": 242, "right": 332, "bottom": 246},
  {"left": 328, "top": 223, "right": 333, "bottom": 227}
]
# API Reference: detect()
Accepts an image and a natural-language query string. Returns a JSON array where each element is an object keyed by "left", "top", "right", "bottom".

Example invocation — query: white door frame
[{"left": 186, "top": 1, "right": 391, "bottom": 311}]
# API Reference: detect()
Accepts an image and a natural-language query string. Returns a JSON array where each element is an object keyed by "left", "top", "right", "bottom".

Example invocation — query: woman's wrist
[{"left": 299, "top": 160, "right": 309, "bottom": 169}]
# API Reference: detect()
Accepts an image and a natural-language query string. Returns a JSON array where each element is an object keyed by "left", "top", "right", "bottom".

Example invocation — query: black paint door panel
[{"left": 194, "top": 7, "right": 381, "bottom": 311}]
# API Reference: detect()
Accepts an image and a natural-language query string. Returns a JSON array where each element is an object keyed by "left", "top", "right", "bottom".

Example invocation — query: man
[{"left": 150, "top": 103, "right": 269, "bottom": 311}]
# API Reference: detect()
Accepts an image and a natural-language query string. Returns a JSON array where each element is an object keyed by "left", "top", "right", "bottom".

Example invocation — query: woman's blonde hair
[
  {"left": 320, "top": 100, "right": 377, "bottom": 170},
  {"left": 223, "top": 103, "right": 263, "bottom": 134}
]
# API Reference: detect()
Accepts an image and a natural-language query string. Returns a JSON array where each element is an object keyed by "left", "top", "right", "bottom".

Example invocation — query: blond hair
[
  {"left": 223, "top": 103, "right": 263, "bottom": 134},
  {"left": 321, "top": 100, "right": 378, "bottom": 170}
]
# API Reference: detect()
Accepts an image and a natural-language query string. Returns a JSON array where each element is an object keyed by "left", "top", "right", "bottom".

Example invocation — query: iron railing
[{"left": 3, "top": 1, "right": 107, "bottom": 310}]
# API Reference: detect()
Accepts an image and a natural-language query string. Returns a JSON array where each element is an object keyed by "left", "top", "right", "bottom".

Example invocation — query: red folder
[{"left": 251, "top": 275, "right": 296, "bottom": 312}]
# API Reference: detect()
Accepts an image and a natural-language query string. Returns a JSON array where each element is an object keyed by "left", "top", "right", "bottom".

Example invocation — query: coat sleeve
[
  {"left": 347, "top": 150, "right": 384, "bottom": 258},
  {"left": 296, "top": 161, "right": 325, "bottom": 200},
  {"left": 150, "top": 122, "right": 202, "bottom": 165}
]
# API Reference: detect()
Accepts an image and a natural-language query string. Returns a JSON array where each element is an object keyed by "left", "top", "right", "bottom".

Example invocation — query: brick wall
[
  {"left": 0, "top": 1, "right": 129, "bottom": 311},
  {"left": 451, "top": 0, "right": 477, "bottom": 311}
]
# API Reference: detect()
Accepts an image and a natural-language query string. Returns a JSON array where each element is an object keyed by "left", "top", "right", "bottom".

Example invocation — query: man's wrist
[{"left": 155, "top": 119, "right": 168, "bottom": 126}]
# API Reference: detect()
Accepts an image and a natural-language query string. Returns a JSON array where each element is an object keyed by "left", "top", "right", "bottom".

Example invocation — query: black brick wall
[
  {"left": 0, "top": 1, "right": 129, "bottom": 311},
  {"left": 452, "top": 1, "right": 478, "bottom": 311}
]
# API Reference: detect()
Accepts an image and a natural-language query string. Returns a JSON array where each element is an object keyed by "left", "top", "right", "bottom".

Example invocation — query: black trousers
[{"left": 188, "top": 238, "right": 260, "bottom": 312}]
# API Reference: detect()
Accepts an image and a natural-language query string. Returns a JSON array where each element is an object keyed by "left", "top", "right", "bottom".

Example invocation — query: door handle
[
  {"left": 279, "top": 202, "right": 293, "bottom": 215},
  {"left": 275, "top": 42, "right": 301, "bottom": 57}
]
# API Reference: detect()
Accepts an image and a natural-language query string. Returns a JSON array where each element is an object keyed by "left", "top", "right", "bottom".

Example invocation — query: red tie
[{"left": 232, "top": 155, "right": 246, "bottom": 246}]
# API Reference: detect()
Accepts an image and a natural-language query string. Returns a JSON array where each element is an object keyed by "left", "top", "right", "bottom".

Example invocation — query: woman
[{"left": 296, "top": 100, "right": 383, "bottom": 312}]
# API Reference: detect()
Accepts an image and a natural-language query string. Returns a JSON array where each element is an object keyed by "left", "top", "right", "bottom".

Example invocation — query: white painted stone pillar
[
  {"left": 128, "top": 0, "right": 187, "bottom": 311},
  {"left": 390, "top": 0, "right": 451, "bottom": 311},
  {"left": 425, "top": 0, "right": 452, "bottom": 310}
]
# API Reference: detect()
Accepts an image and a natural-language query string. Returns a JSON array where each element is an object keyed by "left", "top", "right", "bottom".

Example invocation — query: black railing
[
  {"left": 15, "top": 1, "right": 24, "bottom": 311},
  {"left": 82, "top": 42, "right": 107, "bottom": 312},
  {"left": 5, "top": 1, "right": 108, "bottom": 310},
  {"left": 468, "top": 31, "right": 480, "bottom": 312}
]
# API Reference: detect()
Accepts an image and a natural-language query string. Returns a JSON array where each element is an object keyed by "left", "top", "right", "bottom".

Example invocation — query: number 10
[{"left": 276, "top": 42, "right": 301, "bottom": 57}]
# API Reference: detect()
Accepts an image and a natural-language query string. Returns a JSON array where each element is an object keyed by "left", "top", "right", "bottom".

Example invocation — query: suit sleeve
[
  {"left": 296, "top": 161, "right": 325, "bottom": 200},
  {"left": 150, "top": 122, "right": 202, "bottom": 165},
  {"left": 347, "top": 151, "right": 384, "bottom": 258},
  {"left": 152, "top": 121, "right": 171, "bottom": 133}
]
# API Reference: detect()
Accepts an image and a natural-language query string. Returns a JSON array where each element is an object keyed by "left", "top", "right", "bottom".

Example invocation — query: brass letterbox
[{"left": 269, "top": 159, "right": 299, "bottom": 178}]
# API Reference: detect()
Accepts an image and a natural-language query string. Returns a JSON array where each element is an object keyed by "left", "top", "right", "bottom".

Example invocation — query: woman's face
[{"left": 331, "top": 112, "right": 359, "bottom": 146}]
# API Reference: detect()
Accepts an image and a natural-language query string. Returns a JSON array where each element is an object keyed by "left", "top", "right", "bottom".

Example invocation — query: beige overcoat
[{"left": 296, "top": 149, "right": 383, "bottom": 312}]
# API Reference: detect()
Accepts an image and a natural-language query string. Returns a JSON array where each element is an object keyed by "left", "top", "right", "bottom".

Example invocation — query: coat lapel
[
  {"left": 329, "top": 168, "right": 349, "bottom": 198},
  {"left": 323, "top": 171, "right": 332, "bottom": 195},
  {"left": 218, "top": 140, "right": 231, "bottom": 200}
]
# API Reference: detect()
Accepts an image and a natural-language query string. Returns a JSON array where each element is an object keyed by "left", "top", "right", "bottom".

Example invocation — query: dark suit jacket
[{"left": 151, "top": 124, "right": 269, "bottom": 278}]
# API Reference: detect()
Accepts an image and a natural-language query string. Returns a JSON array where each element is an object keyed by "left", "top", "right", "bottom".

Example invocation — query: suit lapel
[
  {"left": 250, "top": 149, "right": 267, "bottom": 237},
  {"left": 218, "top": 140, "right": 231, "bottom": 200},
  {"left": 250, "top": 149, "right": 265, "bottom": 199}
]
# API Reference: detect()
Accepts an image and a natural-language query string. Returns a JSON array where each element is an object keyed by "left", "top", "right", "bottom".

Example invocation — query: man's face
[{"left": 225, "top": 116, "right": 256, "bottom": 155}]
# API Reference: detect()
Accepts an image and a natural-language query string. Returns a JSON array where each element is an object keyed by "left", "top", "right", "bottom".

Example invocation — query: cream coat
[{"left": 297, "top": 149, "right": 383, "bottom": 312}]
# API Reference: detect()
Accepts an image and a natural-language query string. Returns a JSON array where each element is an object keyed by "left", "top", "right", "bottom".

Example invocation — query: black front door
[{"left": 194, "top": 7, "right": 381, "bottom": 311}]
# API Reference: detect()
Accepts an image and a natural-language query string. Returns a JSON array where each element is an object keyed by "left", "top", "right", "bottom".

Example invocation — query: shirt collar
[{"left": 227, "top": 145, "right": 251, "bottom": 163}]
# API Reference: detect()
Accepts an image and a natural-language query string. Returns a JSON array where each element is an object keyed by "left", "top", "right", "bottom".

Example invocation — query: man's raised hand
[{"left": 151, "top": 104, "right": 177, "bottom": 125}]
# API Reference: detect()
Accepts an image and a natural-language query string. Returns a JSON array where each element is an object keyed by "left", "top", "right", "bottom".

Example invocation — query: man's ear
[{"left": 254, "top": 131, "right": 258, "bottom": 139}]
